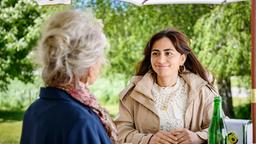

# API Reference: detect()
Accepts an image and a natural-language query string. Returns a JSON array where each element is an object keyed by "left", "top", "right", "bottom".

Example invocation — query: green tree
[
  {"left": 0, "top": 0, "right": 44, "bottom": 91},
  {"left": 192, "top": 2, "right": 250, "bottom": 117},
  {"left": 0, "top": 0, "right": 71, "bottom": 92}
]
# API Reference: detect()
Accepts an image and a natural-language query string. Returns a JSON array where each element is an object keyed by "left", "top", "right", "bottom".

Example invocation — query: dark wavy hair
[{"left": 136, "top": 28, "right": 212, "bottom": 85}]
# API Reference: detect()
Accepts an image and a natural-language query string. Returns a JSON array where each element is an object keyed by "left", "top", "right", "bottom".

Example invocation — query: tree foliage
[
  {"left": 0, "top": 0, "right": 44, "bottom": 91},
  {"left": 0, "top": 0, "right": 71, "bottom": 92},
  {"left": 192, "top": 2, "right": 250, "bottom": 117},
  {"left": 192, "top": 2, "right": 250, "bottom": 80}
]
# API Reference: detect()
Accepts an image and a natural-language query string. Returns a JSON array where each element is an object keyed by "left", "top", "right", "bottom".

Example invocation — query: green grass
[
  {"left": 0, "top": 121, "right": 22, "bottom": 144},
  {"left": 0, "top": 110, "right": 24, "bottom": 144}
]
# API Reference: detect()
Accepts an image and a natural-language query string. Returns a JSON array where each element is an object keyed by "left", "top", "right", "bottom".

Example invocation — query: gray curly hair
[{"left": 34, "top": 10, "right": 107, "bottom": 87}]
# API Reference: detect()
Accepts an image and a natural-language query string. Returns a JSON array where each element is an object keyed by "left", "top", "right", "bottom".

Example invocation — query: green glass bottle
[{"left": 208, "top": 96, "right": 227, "bottom": 144}]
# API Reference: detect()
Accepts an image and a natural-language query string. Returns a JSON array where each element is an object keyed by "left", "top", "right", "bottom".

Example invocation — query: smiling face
[{"left": 150, "top": 37, "right": 186, "bottom": 79}]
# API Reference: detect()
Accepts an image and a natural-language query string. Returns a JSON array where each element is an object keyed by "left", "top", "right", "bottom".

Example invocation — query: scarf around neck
[{"left": 57, "top": 82, "right": 117, "bottom": 143}]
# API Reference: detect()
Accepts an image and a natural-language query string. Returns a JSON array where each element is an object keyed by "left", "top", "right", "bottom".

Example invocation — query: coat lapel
[
  {"left": 181, "top": 71, "right": 208, "bottom": 129},
  {"left": 130, "top": 92, "right": 158, "bottom": 116},
  {"left": 131, "top": 72, "right": 159, "bottom": 116}
]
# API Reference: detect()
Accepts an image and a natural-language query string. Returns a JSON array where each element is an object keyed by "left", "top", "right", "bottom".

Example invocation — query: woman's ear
[
  {"left": 180, "top": 54, "right": 187, "bottom": 65},
  {"left": 85, "top": 67, "right": 93, "bottom": 86},
  {"left": 87, "top": 66, "right": 93, "bottom": 78},
  {"left": 80, "top": 67, "right": 92, "bottom": 86}
]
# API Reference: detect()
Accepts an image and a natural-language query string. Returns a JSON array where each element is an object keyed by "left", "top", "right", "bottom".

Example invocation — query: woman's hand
[
  {"left": 171, "top": 128, "right": 204, "bottom": 144},
  {"left": 149, "top": 131, "right": 178, "bottom": 144}
]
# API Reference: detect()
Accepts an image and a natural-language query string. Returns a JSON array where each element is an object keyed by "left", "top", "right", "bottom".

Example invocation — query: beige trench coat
[{"left": 115, "top": 71, "right": 217, "bottom": 144}]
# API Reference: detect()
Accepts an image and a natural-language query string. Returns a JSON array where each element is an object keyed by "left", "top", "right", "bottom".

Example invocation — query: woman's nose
[{"left": 157, "top": 54, "right": 166, "bottom": 63}]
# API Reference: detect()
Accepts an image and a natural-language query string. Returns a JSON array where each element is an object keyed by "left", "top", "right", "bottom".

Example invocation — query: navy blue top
[{"left": 20, "top": 87, "right": 112, "bottom": 144}]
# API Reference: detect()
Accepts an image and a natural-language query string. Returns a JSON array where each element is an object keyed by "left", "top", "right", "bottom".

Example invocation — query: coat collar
[
  {"left": 131, "top": 71, "right": 208, "bottom": 102},
  {"left": 180, "top": 71, "right": 208, "bottom": 103},
  {"left": 133, "top": 72, "right": 155, "bottom": 101},
  {"left": 39, "top": 87, "right": 73, "bottom": 101},
  {"left": 129, "top": 71, "right": 209, "bottom": 118}
]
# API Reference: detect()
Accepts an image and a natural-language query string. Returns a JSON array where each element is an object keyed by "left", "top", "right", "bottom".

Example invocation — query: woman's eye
[
  {"left": 152, "top": 52, "right": 158, "bottom": 56},
  {"left": 165, "top": 52, "right": 172, "bottom": 56}
]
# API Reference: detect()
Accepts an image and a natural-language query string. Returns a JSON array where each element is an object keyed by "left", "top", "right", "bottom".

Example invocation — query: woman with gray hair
[{"left": 20, "top": 10, "right": 116, "bottom": 144}]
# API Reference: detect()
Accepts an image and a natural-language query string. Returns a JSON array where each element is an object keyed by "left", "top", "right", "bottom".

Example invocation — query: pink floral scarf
[{"left": 57, "top": 82, "right": 117, "bottom": 143}]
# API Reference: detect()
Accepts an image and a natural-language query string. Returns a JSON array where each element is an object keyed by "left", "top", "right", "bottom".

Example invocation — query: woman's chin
[{"left": 155, "top": 72, "right": 172, "bottom": 78}]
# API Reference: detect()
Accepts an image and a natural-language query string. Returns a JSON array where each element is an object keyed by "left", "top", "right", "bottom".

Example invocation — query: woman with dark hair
[{"left": 115, "top": 29, "right": 217, "bottom": 144}]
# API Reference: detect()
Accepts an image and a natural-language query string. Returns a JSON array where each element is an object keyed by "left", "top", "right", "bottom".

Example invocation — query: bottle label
[{"left": 227, "top": 131, "right": 238, "bottom": 144}]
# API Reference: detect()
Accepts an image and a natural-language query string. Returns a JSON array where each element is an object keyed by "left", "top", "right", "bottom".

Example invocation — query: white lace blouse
[{"left": 152, "top": 76, "right": 188, "bottom": 132}]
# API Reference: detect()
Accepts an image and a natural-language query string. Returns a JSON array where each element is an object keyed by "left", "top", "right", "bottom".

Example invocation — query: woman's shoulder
[
  {"left": 180, "top": 71, "right": 218, "bottom": 99},
  {"left": 181, "top": 71, "right": 205, "bottom": 83},
  {"left": 66, "top": 102, "right": 97, "bottom": 117},
  {"left": 181, "top": 71, "right": 211, "bottom": 90},
  {"left": 119, "top": 75, "right": 143, "bottom": 100},
  {"left": 130, "top": 75, "right": 143, "bottom": 84}
]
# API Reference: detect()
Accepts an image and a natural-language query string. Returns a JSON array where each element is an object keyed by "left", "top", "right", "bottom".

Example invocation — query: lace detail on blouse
[{"left": 152, "top": 76, "right": 188, "bottom": 132}]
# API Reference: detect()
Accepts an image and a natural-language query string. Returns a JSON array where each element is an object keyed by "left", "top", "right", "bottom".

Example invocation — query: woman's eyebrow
[
  {"left": 151, "top": 48, "right": 173, "bottom": 51},
  {"left": 164, "top": 49, "right": 173, "bottom": 51}
]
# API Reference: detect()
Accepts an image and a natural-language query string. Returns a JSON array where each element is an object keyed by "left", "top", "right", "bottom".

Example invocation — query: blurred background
[{"left": 0, "top": 0, "right": 251, "bottom": 143}]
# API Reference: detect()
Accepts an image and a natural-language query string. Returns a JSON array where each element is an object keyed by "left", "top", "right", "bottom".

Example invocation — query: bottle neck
[{"left": 213, "top": 100, "right": 222, "bottom": 118}]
